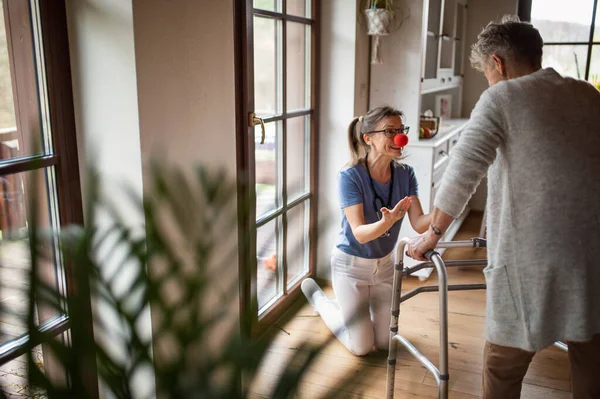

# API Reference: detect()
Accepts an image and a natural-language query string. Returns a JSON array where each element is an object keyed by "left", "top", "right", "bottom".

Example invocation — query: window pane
[
  {"left": 0, "top": 5, "right": 16, "bottom": 130},
  {"left": 595, "top": 8, "right": 600, "bottom": 41},
  {"left": 589, "top": 45, "right": 600, "bottom": 89},
  {"left": 0, "top": 1, "right": 52, "bottom": 161},
  {"left": 0, "top": 339, "right": 67, "bottom": 396},
  {"left": 286, "top": 201, "right": 309, "bottom": 289},
  {"left": 256, "top": 121, "right": 281, "bottom": 217},
  {"left": 286, "top": 116, "right": 309, "bottom": 200},
  {"left": 254, "top": 16, "right": 282, "bottom": 117},
  {"left": 287, "top": 0, "right": 310, "bottom": 18},
  {"left": 424, "top": 35, "right": 438, "bottom": 79},
  {"left": 531, "top": 0, "right": 594, "bottom": 42},
  {"left": 0, "top": 167, "right": 65, "bottom": 345},
  {"left": 254, "top": 0, "right": 281, "bottom": 12},
  {"left": 542, "top": 44, "right": 588, "bottom": 79},
  {"left": 287, "top": 22, "right": 310, "bottom": 111},
  {"left": 0, "top": 349, "right": 47, "bottom": 397},
  {"left": 257, "top": 217, "right": 283, "bottom": 312}
]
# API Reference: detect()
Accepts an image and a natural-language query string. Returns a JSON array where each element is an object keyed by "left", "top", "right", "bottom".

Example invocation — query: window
[
  {"left": 237, "top": 0, "right": 318, "bottom": 334},
  {"left": 0, "top": 0, "right": 95, "bottom": 396},
  {"left": 521, "top": 0, "right": 600, "bottom": 86}
]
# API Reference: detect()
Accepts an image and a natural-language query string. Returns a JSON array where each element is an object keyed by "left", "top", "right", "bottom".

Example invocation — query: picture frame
[{"left": 435, "top": 94, "right": 452, "bottom": 119}]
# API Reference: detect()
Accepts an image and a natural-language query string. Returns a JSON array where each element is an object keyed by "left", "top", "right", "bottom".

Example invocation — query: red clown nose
[{"left": 394, "top": 134, "right": 409, "bottom": 147}]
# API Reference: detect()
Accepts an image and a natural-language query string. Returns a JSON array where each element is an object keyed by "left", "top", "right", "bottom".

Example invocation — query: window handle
[{"left": 249, "top": 112, "right": 266, "bottom": 144}]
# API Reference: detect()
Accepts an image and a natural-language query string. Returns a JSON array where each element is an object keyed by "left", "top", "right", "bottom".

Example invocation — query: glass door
[{"left": 241, "top": 0, "right": 317, "bottom": 330}]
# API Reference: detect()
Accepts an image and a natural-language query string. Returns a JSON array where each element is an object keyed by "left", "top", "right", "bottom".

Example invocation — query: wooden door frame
[{"left": 234, "top": 0, "right": 320, "bottom": 337}]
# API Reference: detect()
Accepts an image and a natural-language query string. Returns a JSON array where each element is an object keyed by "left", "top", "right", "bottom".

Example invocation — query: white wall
[
  {"left": 317, "top": 0, "right": 369, "bottom": 280},
  {"left": 461, "top": 0, "right": 518, "bottom": 211},
  {"left": 65, "top": 1, "right": 153, "bottom": 397},
  {"left": 461, "top": 0, "right": 519, "bottom": 116},
  {"left": 369, "top": 0, "right": 425, "bottom": 142}
]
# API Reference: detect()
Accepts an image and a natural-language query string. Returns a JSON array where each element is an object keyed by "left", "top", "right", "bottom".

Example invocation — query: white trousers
[{"left": 313, "top": 247, "right": 394, "bottom": 356}]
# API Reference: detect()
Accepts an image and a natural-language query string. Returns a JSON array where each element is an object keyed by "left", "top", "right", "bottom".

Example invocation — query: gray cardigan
[{"left": 434, "top": 68, "right": 600, "bottom": 351}]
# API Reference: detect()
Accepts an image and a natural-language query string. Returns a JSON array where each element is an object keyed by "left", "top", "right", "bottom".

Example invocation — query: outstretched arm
[
  {"left": 345, "top": 196, "right": 412, "bottom": 244},
  {"left": 406, "top": 195, "right": 432, "bottom": 233}
]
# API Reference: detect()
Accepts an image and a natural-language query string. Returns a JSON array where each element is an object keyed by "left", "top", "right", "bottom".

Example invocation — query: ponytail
[{"left": 347, "top": 117, "right": 362, "bottom": 166}]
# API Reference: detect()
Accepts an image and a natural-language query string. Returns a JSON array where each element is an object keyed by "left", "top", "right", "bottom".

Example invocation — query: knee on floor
[{"left": 348, "top": 340, "right": 375, "bottom": 356}]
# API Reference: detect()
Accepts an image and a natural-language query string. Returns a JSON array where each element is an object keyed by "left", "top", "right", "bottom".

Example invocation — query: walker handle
[
  {"left": 403, "top": 249, "right": 438, "bottom": 260},
  {"left": 423, "top": 250, "right": 437, "bottom": 260}
]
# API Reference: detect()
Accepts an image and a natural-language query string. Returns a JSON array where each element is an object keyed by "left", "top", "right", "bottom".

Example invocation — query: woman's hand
[{"left": 380, "top": 196, "right": 412, "bottom": 226}]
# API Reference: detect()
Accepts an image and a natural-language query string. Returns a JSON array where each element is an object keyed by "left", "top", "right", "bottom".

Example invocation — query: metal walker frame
[
  {"left": 385, "top": 237, "right": 487, "bottom": 399},
  {"left": 385, "top": 237, "right": 568, "bottom": 399}
]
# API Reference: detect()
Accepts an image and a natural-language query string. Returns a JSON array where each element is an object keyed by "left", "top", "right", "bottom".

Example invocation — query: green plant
[
  {"left": 367, "top": 0, "right": 394, "bottom": 12},
  {"left": 0, "top": 160, "right": 367, "bottom": 399}
]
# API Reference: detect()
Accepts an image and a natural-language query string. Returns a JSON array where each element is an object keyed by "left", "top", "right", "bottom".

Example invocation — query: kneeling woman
[{"left": 301, "top": 106, "right": 431, "bottom": 356}]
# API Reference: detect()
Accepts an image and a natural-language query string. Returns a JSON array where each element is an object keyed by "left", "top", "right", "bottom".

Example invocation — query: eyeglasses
[{"left": 366, "top": 126, "right": 410, "bottom": 138}]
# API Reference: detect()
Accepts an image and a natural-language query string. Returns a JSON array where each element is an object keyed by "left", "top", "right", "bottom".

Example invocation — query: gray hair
[
  {"left": 347, "top": 106, "right": 404, "bottom": 166},
  {"left": 470, "top": 15, "right": 543, "bottom": 71}
]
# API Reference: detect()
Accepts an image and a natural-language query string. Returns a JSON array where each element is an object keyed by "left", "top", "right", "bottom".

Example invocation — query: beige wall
[
  {"left": 461, "top": 0, "right": 518, "bottom": 211},
  {"left": 369, "top": 0, "right": 425, "bottom": 143},
  {"left": 67, "top": 0, "right": 239, "bottom": 396},
  {"left": 131, "top": 0, "right": 240, "bottom": 370},
  {"left": 317, "top": 0, "right": 369, "bottom": 280},
  {"left": 461, "top": 0, "right": 519, "bottom": 116}
]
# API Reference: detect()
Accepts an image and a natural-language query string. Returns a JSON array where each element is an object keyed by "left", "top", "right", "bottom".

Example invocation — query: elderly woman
[{"left": 408, "top": 16, "right": 600, "bottom": 399}]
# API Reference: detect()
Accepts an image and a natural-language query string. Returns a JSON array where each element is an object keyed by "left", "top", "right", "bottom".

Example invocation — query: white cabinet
[
  {"left": 399, "top": 120, "right": 470, "bottom": 279},
  {"left": 368, "top": 0, "right": 471, "bottom": 279},
  {"left": 396, "top": 0, "right": 471, "bottom": 279},
  {"left": 422, "top": 0, "right": 468, "bottom": 95}
]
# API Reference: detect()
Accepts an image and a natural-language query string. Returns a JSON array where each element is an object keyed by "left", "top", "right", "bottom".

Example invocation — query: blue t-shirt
[{"left": 336, "top": 162, "right": 419, "bottom": 259}]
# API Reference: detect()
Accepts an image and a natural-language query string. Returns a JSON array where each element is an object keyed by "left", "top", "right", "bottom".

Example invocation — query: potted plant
[
  {"left": 363, "top": 0, "right": 395, "bottom": 64},
  {"left": 0, "top": 159, "right": 369, "bottom": 399},
  {"left": 364, "top": 0, "right": 394, "bottom": 36}
]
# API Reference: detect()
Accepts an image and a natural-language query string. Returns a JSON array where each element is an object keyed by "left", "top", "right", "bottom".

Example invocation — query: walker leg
[
  {"left": 439, "top": 380, "right": 449, "bottom": 399},
  {"left": 386, "top": 264, "right": 403, "bottom": 399},
  {"left": 386, "top": 239, "right": 409, "bottom": 399}
]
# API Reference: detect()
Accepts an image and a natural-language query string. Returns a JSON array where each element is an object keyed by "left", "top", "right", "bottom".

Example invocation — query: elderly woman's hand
[{"left": 407, "top": 231, "right": 440, "bottom": 261}]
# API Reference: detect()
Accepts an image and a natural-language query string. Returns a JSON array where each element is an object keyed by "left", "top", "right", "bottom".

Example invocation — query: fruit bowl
[{"left": 419, "top": 115, "right": 440, "bottom": 139}]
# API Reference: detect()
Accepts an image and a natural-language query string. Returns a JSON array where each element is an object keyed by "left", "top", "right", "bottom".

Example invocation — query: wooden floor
[{"left": 250, "top": 212, "right": 572, "bottom": 398}]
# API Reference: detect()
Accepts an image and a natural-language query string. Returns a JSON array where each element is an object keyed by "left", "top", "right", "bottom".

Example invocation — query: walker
[{"left": 385, "top": 238, "right": 568, "bottom": 399}]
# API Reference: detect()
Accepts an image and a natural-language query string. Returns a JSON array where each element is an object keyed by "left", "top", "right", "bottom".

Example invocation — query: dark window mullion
[
  {"left": 281, "top": 0, "right": 288, "bottom": 294},
  {"left": 0, "top": 154, "right": 58, "bottom": 175},
  {"left": 0, "top": 314, "right": 70, "bottom": 366},
  {"left": 256, "top": 192, "right": 311, "bottom": 228},
  {"left": 584, "top": 0, "right": 599, "bottom": 80},
  {"left": 543, "top": 42, "right": 600, "bottom": 46},
  {"left": 262, "top": 109, "right": 312, "bottom": 123},
  {"left": 253, "top": 8, "right": 313, "bottom": 25}
]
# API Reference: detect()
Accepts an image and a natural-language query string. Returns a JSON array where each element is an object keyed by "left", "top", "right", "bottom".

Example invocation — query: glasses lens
[{"left": 384, "top": 129, "right": 396, "bottom": 138}]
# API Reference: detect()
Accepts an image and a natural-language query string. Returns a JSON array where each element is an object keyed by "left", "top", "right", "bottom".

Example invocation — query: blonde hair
[{"left": 347, "top": 106, "right": 404, "bottom": 166}]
